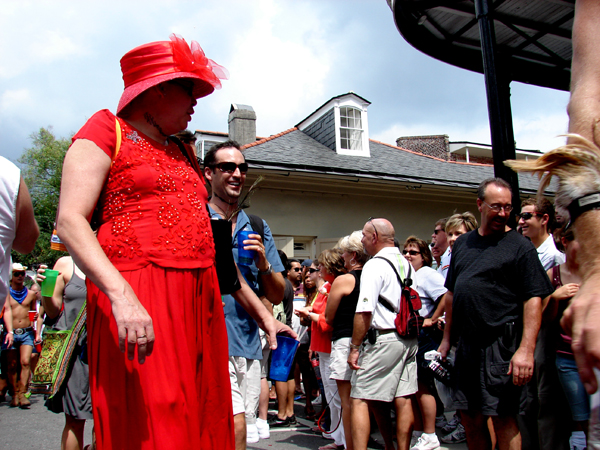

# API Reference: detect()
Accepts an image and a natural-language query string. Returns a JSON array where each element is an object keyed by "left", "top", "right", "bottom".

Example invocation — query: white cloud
[
  {"left": 513, "top": 114, "right": 568, "bottom": 152},
  {"left": 0, "top": 89, "right": 33, "bottom": 113}
]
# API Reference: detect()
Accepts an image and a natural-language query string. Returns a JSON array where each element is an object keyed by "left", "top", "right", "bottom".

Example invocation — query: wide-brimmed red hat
[{"left": 117, "top": 34, "right": 228, "bottom": 115}]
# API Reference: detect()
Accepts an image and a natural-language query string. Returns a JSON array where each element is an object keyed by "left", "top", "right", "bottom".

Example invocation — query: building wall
[{"left": 227, "top": 172, "right": 478, "bottom": 258}]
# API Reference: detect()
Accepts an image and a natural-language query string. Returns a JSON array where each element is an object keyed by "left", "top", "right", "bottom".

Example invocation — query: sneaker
[
  {"left": 246, "top": 423, "right": 259, "bottom": 444},
  {"left": 411, "top": 433, "right": 441, "bottom": 450},
  {"left": 441, "top": 413, "right": 460, "bottom": 434},
  {"left": 435, "top": 414, "right": 448, "bottom": 428},
  {"left": 268, "top": 416, "right": 289, "bottom": 427},
  {"left": 440, "top": 423, "right": 466, "bottom": 444},
  {"left": 256, "top": 418, "right": 270, "bottom": 439},
  {"left": 288, "top": 414, "right": 297, "bottom": 425}
]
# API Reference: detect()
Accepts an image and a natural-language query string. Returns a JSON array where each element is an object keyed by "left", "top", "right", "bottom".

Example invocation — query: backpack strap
[
  {"left": 373, "top": 256, "right": 415, "bottom": 314},
  {"left": 246, "top": 213, "right": 265, "bottom": 243}
]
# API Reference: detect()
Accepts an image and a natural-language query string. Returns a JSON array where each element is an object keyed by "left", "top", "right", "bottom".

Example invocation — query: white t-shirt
[
  {"left": 537, "top": 234, "right": 565, "bottom": 271},
  {"left": 436, "top": 246, "right": 451, "bottom": 279},
  {"left": 356, "top": 246, "right": 416, "bottom": 330},
  {"left": 0, "top": 156, "right": 20, "bottom": 303},
  {"left": 413, "top": 266, "right": 447, "bottom": 317}
]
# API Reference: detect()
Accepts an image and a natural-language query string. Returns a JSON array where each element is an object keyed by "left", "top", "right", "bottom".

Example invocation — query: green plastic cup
[{"left": 41, "top": 269, "right": 59, "bottom": 297}]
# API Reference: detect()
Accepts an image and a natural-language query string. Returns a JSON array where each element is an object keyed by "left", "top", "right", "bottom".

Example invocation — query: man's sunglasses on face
[
  {"left": 213, "top": 162, "right": 249, "bottom": 174},
  {"left": 517, "top": 212, "right": 542, "bottom": 220},
  {"left": 13, "top": 271, "right": 25, "bottom": 277}
]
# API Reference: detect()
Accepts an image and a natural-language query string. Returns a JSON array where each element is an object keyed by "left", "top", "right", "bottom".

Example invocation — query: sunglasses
[
  {"left": 367, "top": 216, "right": 379, "bottom": 236},
  {"left": 13, "top": 271, "right": 25, "bottom": 277},
  {"left": 308, "top": 268, "right": 319, "bottom": 273},
  {"left": 403, "top": 250, "right": 420, "bottom": 256},
  {"left": 518, "top": 212, "right": 542, "bottom": 220},
  {"left": 292, "top": 267, "right": 302, "bottom": 272},
  {"left": 433, "top": 229, "right": 443, "bottom": 235},
  {"left": 212, "top": 162, "right": 249, "bottom": 174}
]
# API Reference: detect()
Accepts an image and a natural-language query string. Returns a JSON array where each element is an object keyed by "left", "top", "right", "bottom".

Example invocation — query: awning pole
[{"left": 475, "top": 0, "right": 521, "bottom": 206}]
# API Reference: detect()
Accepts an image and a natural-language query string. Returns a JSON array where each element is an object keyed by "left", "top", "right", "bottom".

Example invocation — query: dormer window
[
  {"left": 340, "top": 107, "right": 363, "bottom": 150},
  {"left": 296, "top": 92, "right": 371, "bottom": 157}
]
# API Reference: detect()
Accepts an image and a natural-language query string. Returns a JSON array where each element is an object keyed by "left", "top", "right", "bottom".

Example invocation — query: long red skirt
[{"left": 86, "top": 264, "right": 234, "bottom": 450}]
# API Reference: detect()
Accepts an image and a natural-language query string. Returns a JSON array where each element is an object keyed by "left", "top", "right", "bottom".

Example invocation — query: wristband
[
  {"left": 567, "top": 193, "right": 600, "bottom": 228},
  {"left": 7, "top": 331, "right": 14, "bottom": 334},
  {"left": 258, "top": 262, "right": 273, "bottom": 275},
  {"left": 349, "top": 342, "right": 361, "bottom": 350}
]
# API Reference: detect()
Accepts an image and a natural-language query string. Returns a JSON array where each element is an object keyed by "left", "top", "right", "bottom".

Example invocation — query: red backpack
[{"left": 374, "top": 257, "right": 424, "bottom": 338}]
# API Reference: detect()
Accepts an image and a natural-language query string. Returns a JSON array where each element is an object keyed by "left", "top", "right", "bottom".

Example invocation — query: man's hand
[
  {"left": 243, "top": 233, "right": 269, "bottom": 272},
  {"left": 561, "top": 275, "right": 600, "bottom": 393},
  {"left": 348, "top": 347, "right": 360, "bottom": 370},
  {"left": 4, "top": 332, "right": 13, "bottom": 348},
  {"left": 438, "top": 338, "right": 450, "bottom": 361},
  {"left": 263, "top": 315, "right": 298, "bottom": 350},
  {"left": 508, "top": 347, "right": 534, "bottom": 386}
]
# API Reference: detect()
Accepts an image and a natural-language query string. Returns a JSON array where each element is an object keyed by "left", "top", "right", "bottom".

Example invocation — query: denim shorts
[
  {"left": 555, "top": 354, "right": 590, "bottom": 422},
  {"left": 1, "top": 329, "right": 34, "bottom": 350}
]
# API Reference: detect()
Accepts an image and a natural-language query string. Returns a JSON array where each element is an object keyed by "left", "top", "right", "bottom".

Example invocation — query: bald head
[{"left": 361, "top": 218, "right": 396, "bottom": 256}]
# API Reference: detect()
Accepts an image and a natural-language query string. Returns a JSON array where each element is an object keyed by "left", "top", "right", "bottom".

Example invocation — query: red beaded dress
[{"left": 73, "top": 110, "right": 234, "bottom": 450}]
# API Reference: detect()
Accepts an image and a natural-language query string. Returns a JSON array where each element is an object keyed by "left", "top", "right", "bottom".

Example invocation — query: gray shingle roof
[{"left": 242, "top": 129, "right": 551, "bottom": 195}]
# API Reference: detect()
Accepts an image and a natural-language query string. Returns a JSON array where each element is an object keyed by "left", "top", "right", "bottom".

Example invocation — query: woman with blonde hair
[
  {"left": 323, "top": 231, "right": 370, "bottom": 450},
  {"left": 445, "top": 212, "right": 478, "bottom": 250}
]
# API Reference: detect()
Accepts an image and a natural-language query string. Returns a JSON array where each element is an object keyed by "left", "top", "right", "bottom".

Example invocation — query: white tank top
[{"left": 0, "top": 156, "right": 21, "bottom": 302}]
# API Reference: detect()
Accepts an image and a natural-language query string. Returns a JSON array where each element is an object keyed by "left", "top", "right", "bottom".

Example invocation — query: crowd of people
[{"left": 4, "top": 2, "right": 600, "bottom": 447}]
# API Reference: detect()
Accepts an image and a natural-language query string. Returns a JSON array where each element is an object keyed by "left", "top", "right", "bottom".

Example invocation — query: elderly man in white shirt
[{"left": 348, "top": 218, "right": 418, "bottom": 450}]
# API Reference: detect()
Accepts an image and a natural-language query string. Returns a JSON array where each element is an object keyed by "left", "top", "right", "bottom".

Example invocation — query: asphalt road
[{"left": 0, "top": 393, "right": 467, "bottom": 450}]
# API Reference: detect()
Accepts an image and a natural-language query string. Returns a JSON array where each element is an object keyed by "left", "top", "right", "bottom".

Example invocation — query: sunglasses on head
[
  {"left": 212, "top": 162, "right": 248, "bottom": 174},
  {"left": 403, "top": 250, "right": 420, "bottom": 256},
  {"left": 518, "top": 212, "right": 542, "bottom": 220},
  {"left": 13, "top": 271, "right": 25, "bottom": 277},
  {"left": 308, "top": 268, "right": 319, "bottom": 273}
]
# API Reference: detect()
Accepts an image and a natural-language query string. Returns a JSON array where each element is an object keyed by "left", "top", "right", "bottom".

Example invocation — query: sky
[{"left": 0, "top": 0, "right": 571, "bottom": 165}]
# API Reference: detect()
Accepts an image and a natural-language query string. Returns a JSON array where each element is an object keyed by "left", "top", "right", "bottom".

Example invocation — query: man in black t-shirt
[{"left": 439, "top": 178, "right": 553, "bottom": 450}]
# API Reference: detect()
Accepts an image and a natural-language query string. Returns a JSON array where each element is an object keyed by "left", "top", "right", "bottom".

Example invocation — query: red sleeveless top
[{"left": 72, "top": 109, "right": 215, "bottom": 271}]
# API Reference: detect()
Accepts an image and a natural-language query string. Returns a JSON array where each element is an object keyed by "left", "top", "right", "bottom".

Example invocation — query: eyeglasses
[
  {"left": 308, "top": 268, "right": 319, "bottom": 273},
  {"left": 292, "top": 267, "right": 302, "bottom": 272},
  {"left": 212, "top": 162, "right": 249, "bottom": 174},
  {"left": 518, "top": 212, "right": 542, "bottom": 220},
  {"left": 483, "top": 201, "right": 513, "bottom": 213},
  {"left": 13, "top": 271, "right": 25, "bottom": 277},
  {"left": 367, "top": 216, "right": 379, "bottom": 236},
  {"left": 403, "top": 250, "right": 421, "bottom": 256}
]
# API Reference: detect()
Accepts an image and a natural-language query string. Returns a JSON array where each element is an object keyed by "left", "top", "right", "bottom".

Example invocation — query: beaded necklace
[{"left": 10, "top": 286, "right": 28, "bottom": 304}]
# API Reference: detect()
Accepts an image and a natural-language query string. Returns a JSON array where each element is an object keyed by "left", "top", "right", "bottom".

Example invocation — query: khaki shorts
[
  {"left": 229, "top": 355, "right": 261, "bottom": 420},
  {"left": 350, "top": 331, "right": 418, "bottom": 402},
  {"left": 330, "top": 337, "right": 353, "bottom": 381}
]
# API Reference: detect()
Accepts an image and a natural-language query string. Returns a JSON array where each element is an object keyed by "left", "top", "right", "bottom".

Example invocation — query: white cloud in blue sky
[{"left": 0, "top": 0, "right": 570, "bottom": 163}]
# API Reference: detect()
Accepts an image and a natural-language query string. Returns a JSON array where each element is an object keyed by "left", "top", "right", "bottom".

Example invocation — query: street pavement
[{"left": 0, "top": 393, "right": 468, "bottom": 449}]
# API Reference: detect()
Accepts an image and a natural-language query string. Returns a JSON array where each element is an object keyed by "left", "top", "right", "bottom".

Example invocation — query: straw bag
[{"left": 30, "top": 301, "right": 87, "bottom": 398}]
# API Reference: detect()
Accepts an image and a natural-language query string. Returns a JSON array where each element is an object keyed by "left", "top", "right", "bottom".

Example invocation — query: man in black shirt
[{"left": 439, "top": 178, "right": 553, "bottom": 450}]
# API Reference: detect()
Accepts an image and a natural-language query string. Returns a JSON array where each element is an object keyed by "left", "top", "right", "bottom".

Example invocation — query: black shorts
[{"left": 453, "top": 324, "right": 526, "bottom": 416}]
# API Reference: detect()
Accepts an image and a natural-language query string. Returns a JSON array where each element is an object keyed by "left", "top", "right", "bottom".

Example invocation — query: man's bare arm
[
  {"left": 12, "top": 177, "right": 39, "bottom": 254},
  {"left": 509, "top": 296, "right": 541, "bottom": 386}
]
